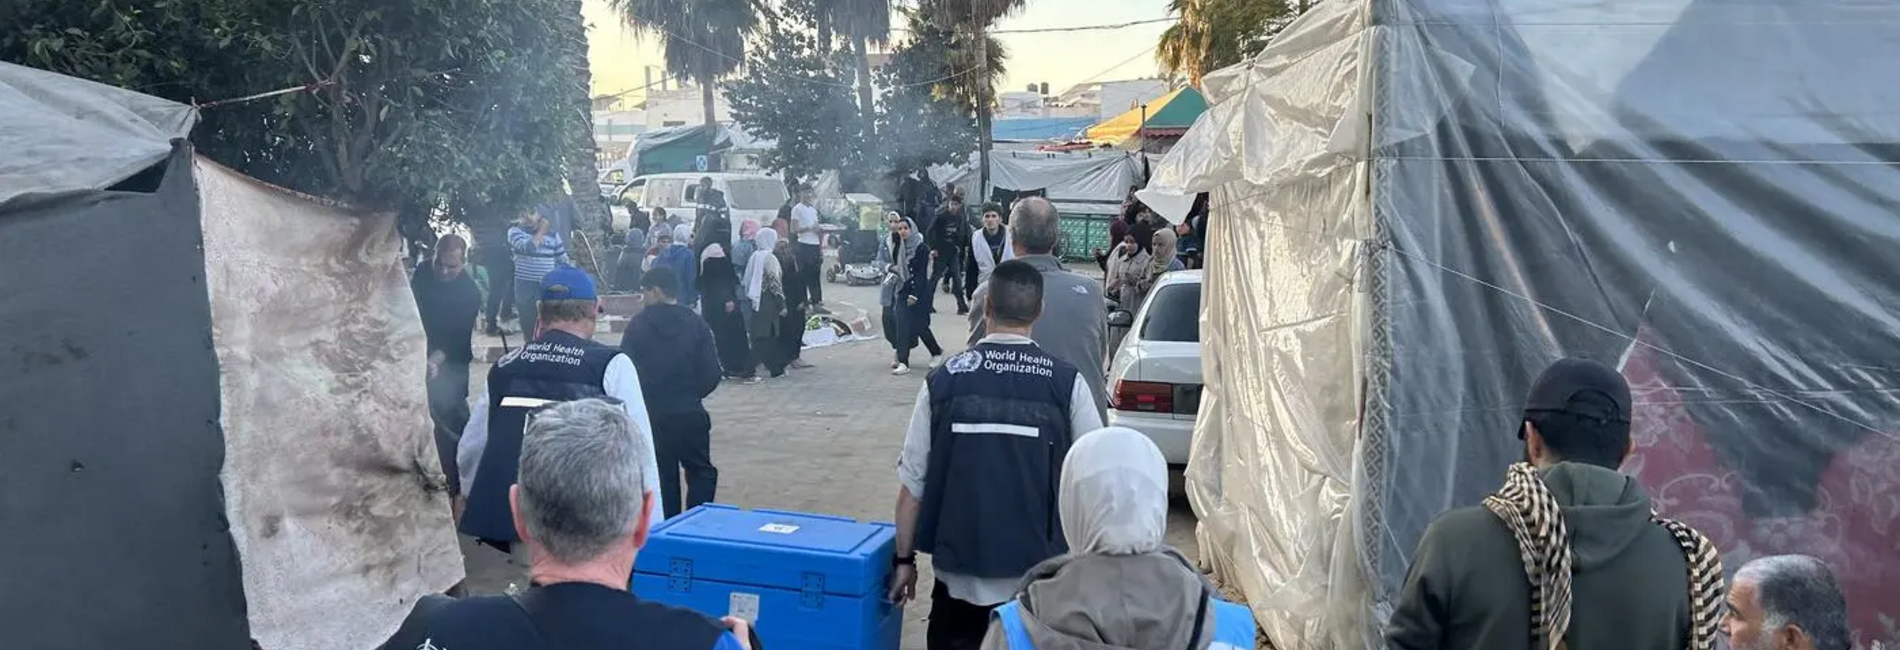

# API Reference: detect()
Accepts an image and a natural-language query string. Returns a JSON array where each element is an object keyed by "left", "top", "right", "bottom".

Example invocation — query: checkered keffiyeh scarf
[{"left": 1482, "top": 462, "right": 1726, "bottom": 650}]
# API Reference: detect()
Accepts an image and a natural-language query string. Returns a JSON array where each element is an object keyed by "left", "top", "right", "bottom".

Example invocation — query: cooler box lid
[{"left": 635, "top": 504, "right": 896, "bottom": 597}]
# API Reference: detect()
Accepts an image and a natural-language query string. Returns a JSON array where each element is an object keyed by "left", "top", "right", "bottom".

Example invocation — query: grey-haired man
[
  {"left": 965, "top": 197, "right": 1108, "bottom": 420},
  {"left": 379, "top": 399, "right": 754, "bottom": 650},
  {"left": 1724, "top": 555, "right": 1851, "bottom": 650}
]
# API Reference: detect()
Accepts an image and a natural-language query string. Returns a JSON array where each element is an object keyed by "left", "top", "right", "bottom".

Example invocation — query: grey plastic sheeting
[
  {"left": 1145, "top": 0, "right": 1900, "bottom": 648},
  {"left": 0, "top": 148, "right": 252, "bottom": 649},
  {"left": 0, "top": 62, "right": 196, "bottom": 208}
]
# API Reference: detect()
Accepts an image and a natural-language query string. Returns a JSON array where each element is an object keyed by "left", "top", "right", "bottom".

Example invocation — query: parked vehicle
[
  {"left": 610, "top": 172, "right": 788, "bottom": 244},
  {"left": 1105, "top": 270, "right": 1203, "bottom": 466}
]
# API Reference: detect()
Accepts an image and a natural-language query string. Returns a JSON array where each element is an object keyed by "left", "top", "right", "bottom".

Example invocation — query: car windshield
[
  {"left": 1138, "top": 282, "right": 1201, "bottom": 343},
  {"left": 726, "top": 179, "right": 789, "bottom": 210}
]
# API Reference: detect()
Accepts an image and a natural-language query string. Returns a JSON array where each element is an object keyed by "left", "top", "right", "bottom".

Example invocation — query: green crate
[{"left": 1057, "top": 214, "right": 1114, "bottom": 262}]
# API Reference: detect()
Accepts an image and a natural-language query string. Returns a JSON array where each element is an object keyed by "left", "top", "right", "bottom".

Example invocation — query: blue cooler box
[{"left": 634, "top": 504, "right": 901, "bottom": 650}]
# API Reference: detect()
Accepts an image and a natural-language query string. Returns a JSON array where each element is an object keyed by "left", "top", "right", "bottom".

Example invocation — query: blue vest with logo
[
  {"left": 916, "top": 341, "right": 1079, "bottom": 578},
  {"left": 991, "top": 598, "right": 1257, "bottom": 650},
  {"left": 459, "top": 330, "right": 622, "bottom": 544}
]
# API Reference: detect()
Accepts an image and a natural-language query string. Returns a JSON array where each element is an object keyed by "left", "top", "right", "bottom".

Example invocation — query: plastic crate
[{"left": 633, "top": 505, "right": 901, "bottom": 650}]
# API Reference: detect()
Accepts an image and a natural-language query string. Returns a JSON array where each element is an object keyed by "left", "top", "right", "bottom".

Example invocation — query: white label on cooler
[
  {"left": 759, "top": 523, "right": 800, "bottom": 534},
  {"left": 729, "top": 592, "right": 762, "bottom": 621}
]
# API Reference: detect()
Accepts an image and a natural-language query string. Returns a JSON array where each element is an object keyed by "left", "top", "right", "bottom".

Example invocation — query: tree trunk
[
  {"left": 559, "top": 0, "right": 610, "bottom": 280},
  {"left": 977, "top": 95, "right": 992, "bottom": 204},
  {"left": 974, "top": 23, "right": 992, "bottom": 202},
  {"left": 852, "top": 32, "right": 876, "bottom": 144},
  {"left": 817, "top": 10, "right": 833, "bottom": 56},
  {"left": 701, "top": 79, "right": 719, "bottom": 165}
]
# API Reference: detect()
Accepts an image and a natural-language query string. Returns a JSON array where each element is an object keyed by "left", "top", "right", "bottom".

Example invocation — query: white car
[{"left": 1105, "top": 270, "right": 1203, "bottom": 466}]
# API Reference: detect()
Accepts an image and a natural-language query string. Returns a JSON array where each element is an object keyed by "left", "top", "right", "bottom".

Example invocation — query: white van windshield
[{"left": 726, "top": 179, "right": 789, "bottom": 210}]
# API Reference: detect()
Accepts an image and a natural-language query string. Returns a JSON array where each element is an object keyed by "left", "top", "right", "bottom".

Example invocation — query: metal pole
[{"left": 1139, "top": 103, "right": 1148, "bottom": 152}]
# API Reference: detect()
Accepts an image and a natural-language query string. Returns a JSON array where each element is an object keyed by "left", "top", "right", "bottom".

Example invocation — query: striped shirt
[{"left": 508, "top": 226, "right": 571, "bottom": 283}]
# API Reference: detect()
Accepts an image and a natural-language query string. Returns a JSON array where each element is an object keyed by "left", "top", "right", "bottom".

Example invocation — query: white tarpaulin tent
[
  {"left": 1144, "top": 1, "right": 1900, "bottom": 649},
  {"left": 940, "top": 150, "right": 1141, "bottom": 214}
]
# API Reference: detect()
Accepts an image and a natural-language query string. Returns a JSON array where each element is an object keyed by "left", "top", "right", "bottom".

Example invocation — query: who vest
[
  {"left": 917, "top": 341, "right": 1079, "bottom": 579},
  {"left": 459, "top": 330, "right": 622, "bottom": 544}
]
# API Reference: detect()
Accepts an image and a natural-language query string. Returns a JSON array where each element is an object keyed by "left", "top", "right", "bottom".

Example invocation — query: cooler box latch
[
  {"left": 668, "top": 557, "right": 694, "bottom": 592},
  {"left": 800, "top": 572, "right": 825, "bottom": 608}
]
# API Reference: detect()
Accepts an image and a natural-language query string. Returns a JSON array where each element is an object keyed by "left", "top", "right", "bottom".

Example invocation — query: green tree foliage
[
  {"left": 725, "top": 1, "right": 980, "bottom": 185},
  {"left": 1157, "top": 0, "right": 1312, "bottom": 85},
  {"left": 722, "top": 18, "right": 866, "bottom": 181},
  {"left": 874, "top": 11, "right": 978, "bottom": 177},
  {"left": 2, "top": 0, "right": 590, "bottom": 226}
]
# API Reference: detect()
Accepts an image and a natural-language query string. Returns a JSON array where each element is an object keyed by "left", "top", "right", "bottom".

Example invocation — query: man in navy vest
[
  {"left": 456, "top": 266, "right": 663, "bottom": 568},
  {"left": 889, "top": 260, "right": 1105, "bottom": 650},
  {"left": 379, "top": 399, "right": 754, "bottom": 650}
]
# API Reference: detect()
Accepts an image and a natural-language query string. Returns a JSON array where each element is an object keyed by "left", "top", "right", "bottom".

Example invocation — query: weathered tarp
[
  {"left": 197, "top": 157, "right": 461, "bottom": 650},
  {"left": 1145, "top": 0, "right": 1900, "bottom": 648},
  {"left": 0, "top": 146, "right": 253, "bottom": 649},
  {"left": 988, "top": 151, "right": 1139, "bottom": 206},
  {"left": 0, "top": 61, "right": 196, "bottom": 208},
  {"left": 1, "top": 66, "right": 460, "bottom": 650}
]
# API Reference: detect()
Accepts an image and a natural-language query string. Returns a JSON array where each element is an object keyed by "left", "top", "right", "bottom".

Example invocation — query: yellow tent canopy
[{"left": 1084, "top": 87, "right": 1209, "bottom": 145}]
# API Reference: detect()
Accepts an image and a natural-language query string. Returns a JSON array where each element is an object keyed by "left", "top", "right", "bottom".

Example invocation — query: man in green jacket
[{"left": 1385, "top": 358, "right": 1727, "bottom": 650}]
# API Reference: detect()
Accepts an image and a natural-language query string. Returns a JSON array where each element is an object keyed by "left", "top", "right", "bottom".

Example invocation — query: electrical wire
[
  {"left": 1067, "top": 43, "right": 1162, "bottom": 88},
  {"left": 893, "top": 16, "right": 1177, "bottom": 35},
  {"left": 636, "top": 22, "right": 986, "bottom": 91}
]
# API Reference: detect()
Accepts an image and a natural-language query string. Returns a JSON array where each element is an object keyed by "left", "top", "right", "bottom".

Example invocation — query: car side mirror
[{"left": 1107, "top": 310, "right": 1135, "bottom": 328}]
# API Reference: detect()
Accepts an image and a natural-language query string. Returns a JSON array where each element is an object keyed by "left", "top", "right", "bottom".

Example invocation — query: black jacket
[
  {"left": 619, "top": 303, "right": 722, "bottom": 415},
  {"left": 411, "top": 260, "right": 482, "bottom": 362},
  {"left": 928, "top": 208, "right": 964, "bottom": 253}
]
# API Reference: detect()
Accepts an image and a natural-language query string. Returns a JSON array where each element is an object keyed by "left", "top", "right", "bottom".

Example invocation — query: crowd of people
[{"left": 404, "top": 192, "right": 1863, "bottom": 650}]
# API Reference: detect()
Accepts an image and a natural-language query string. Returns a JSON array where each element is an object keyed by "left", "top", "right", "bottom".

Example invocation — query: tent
[
  {"left": 627, "top": 123, "right": 733, "bottom": 175},
  {"left": 1139, "top": 1, "right": 1900, "bottom": 649},
  {"left": 992, "top": 117, "right": 1094, "bottom": 143},
  {"left": 0, "top": 62, "right": 458, "bottom": 650},
  {"left": 1083, "top": 86, "right": 1207, "bottom": 147}
]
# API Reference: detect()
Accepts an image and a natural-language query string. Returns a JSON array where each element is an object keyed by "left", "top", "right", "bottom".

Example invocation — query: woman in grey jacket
[{"left": 983, "top": 428, "right": 1256, "bottom": 650}]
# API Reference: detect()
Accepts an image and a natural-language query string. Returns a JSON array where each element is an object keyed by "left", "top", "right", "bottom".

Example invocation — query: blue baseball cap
[{"left": 540, "top": 266, "right": 598, "bottom": 302}]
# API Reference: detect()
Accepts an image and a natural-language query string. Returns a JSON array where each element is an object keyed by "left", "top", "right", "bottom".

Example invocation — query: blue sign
[{"left": 694, "top": 155, "right": 709, "bottom": 172}]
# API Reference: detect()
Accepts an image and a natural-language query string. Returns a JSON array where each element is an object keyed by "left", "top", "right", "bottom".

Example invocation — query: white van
[{"left": 612, "top": 172, "right": 789, "bottom": 245}]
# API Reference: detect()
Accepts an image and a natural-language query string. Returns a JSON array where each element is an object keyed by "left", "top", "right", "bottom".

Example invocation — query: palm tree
[
  {"left": 612, "top": 0, "right": 762, "bottom": 159},
  {"left": 1157, "top": 0, "right": 1304, "bottom": 85},
  {"left": 557, "top": 0, "right": 613, "bottom": 257},
  {"left": 817, "top": 0, "right": 892, "bottom": 142},
  {"left": 923, "top": 0, "right": 1025, "bottom": 200}
]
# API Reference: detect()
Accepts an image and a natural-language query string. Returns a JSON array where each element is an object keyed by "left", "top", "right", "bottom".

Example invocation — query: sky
[{"left": 583, "top": 0, "right": 1175, "bottom": 102}]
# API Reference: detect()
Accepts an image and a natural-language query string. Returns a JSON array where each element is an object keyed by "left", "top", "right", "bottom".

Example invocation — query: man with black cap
[
  {"left": 456, "top": 266, "right": 664, "bottom": 568},
  {"left": 1385, "top": 358, "right": 1727, "bottom": 650}
]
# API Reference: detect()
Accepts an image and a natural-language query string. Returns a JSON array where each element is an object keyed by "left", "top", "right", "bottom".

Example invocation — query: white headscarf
[
  {"left": 744, "top": 227, "right": 780, "bottom": 310},
  {"left": 1059, "top": 427, "right": 1169, "bottom": 555},
  {"left": 673, "top": 224, "right": 693, "bottom": 246}
]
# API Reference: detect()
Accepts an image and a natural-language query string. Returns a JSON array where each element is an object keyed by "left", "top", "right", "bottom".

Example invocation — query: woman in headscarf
[
  {"left": 1127, "top": 202, "right": 1157, "bottom": 255},
  {"left": 882, "top": 213, "right": 942, "bottom": 375},
  {"left": 729, "top": 219, "right": 763, "bottom": 332},
  {"left": 697, "top": 243, "right": 754, "bottom": 381},
  {"left": 981, "top": 428, "right": 1257, "bottom": 650},
  {"left": 742, "top": 228, "right": 788, "bottom": 379},
  {"left": 651, "top": 224, "right": 700, "bottom": 306},
  {"left": 612, "top": 227, "right": 647, "bottom": 293},
  {"left": 1122, "top": 228, "right": 1184, "bottom": 312},
  {"left": 732, "top": 219, "right": 762, "bottom": 276},
  {"left": 774, "top": 229, "right": 813, "bottom": 371}
]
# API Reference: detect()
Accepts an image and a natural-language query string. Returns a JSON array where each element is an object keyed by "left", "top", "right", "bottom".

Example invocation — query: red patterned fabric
[{"left": 1621, "top": 342, "right": 1900, "bottom": 649}]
